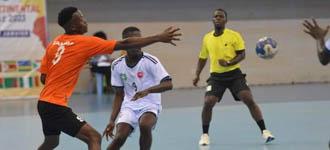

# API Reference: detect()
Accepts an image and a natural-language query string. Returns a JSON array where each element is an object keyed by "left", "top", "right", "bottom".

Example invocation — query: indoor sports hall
[{"left": 0, "top": 0, "right": 329, "bottom": 150}]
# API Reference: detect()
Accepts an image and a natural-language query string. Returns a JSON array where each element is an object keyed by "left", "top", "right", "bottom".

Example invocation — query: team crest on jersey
[
  {"left": 137, "top": 71, "right": 144, "bottom": 78},
  {"left": 120, "top": 73, "right": 127, "bottom": 81}
]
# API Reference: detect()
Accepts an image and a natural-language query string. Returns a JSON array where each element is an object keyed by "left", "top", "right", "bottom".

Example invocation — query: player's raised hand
[
  {"left": 103, "top": 121, "right": 115, "bottom": 141},
  {"left": 157, "top": 26, "right": 182, "bottom": 46},
  {"left": 132, "top": 90, "right": 149, "bottom": 101},
  {"left": 303, "top": 19, "right": 330, "bottom": 40}
]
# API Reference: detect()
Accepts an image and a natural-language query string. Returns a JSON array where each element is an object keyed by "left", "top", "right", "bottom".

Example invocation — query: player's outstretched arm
[
  {"left": 103, "top": 87, "right": 124, "bottom": 141},
  {"left": 303, "top": 19, "right": 330, "bottom": 65},
  {"left": 114, "top": 27, "right": 181, "bottom": 51},
  {"left": 132, "top": 80, "right": 173, "bottom": 101}
]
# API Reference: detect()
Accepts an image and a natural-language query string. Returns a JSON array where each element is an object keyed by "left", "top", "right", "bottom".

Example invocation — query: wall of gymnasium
[{"left": 48, "top": 19, "right": 330, "bottom": 93}]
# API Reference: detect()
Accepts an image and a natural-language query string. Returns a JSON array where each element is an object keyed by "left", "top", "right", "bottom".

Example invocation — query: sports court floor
[{"left": 0, "top": 83, "right": 329, "bottom": 150}]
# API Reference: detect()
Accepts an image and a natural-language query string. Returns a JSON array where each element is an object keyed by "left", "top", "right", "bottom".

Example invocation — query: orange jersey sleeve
[
  {"left": 39, "top": 34, "right": 116, "bottom": 106},
  {"left": 83, "top": 36, "right": 117, "bottom": 57}
]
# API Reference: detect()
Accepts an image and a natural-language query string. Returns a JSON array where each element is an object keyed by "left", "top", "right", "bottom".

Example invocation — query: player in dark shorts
[
  {"left": 193, "top": 8, "right": 274, "bottom": 146},
  {"left": 37, "top": 7, "right": 181, "bottom": 150}
]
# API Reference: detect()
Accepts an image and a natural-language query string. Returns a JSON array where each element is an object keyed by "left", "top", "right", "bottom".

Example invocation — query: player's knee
[
  {"left": 139, "top": 123, "right": 153, "bottom": 133},
  {"left": 42, "top": 139, "right": 59, "bottom": 149},
  {"left": 243, "top": 98, "right": 256, "bottom": 108},
  {"left": 113, "top": 134, "right": 128, "bottom": 145},
  {"left": 204, "top": 98, "right": 217, "bottom": 109},
  {"left": 93, "top": 132, "right": 102, "bottom": 143},
  {"left": 87, "top": 130, "right": 102, "bottom": 144}
]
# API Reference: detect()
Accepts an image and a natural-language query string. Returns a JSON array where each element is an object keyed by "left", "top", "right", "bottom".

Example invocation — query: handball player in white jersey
[{"left": 103, "top": 26, "right": 173, "bottom": 150}]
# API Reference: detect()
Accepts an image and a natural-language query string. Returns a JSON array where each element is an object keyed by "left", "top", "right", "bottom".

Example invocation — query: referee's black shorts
[
  {"left": 205, "top": 68, "right": 250, "bottom": 102},
  {"left": 37, "top": 100, "right": 86, "bottom": 136}
]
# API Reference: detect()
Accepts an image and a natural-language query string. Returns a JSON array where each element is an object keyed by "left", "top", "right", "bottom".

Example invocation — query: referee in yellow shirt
[{"left": 193, "top": 8, "right": 275, "bottom": 146}]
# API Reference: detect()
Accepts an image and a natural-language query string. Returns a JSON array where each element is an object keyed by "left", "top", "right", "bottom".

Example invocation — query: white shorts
[{"left": 116, "top": 104, "right": 161, "bottom": 130}]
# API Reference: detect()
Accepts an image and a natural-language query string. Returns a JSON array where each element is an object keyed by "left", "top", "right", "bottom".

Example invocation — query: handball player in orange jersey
[{"left": 37, "top": 6, "right": 181, "bottom": 150}]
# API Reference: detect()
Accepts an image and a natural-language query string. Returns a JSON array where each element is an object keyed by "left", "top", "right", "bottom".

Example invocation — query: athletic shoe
[
  {"left": 262, "top": 130, "right": 275, "bottom": 143},
  {"left": 199, "top": 134, "right": 210, "bottom": 146}
]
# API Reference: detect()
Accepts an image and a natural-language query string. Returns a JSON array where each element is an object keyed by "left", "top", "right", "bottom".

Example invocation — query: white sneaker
[
  {"left": 262, "top": 130, "right": 275, "bottom": 143},
  {"left": 199, "top": 134, "right": 210, "bottom": 146}
]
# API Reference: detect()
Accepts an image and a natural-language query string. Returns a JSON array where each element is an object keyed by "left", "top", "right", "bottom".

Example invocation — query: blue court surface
[{"left": 0, "top": 83, "right": 329, "bottom": 150}]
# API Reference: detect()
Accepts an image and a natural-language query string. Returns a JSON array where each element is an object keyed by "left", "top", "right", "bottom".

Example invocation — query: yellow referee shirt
[{"left": 199, "top": 28, "right": 245, "bottom": 73}]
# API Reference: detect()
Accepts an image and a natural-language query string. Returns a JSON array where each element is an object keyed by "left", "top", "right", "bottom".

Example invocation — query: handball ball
[{"left": 256, "top": 37, "right": 278, "bottom": 59}]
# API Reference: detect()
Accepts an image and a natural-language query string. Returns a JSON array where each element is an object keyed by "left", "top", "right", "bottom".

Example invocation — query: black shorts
[
  {"left": 205, "top": 68, "right": 250, "bottom": 101},
  {"left": 37, "top": 101, "right": 86, "bottom": 136}
]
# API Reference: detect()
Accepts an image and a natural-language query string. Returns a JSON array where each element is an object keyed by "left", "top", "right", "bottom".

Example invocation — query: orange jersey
[{"left": 39, "top": 34, "right": 116, "bottom": 106}]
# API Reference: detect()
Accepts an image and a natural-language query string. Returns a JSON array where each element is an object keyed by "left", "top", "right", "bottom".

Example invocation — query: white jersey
[
  {"left": 326, "top": 38, "right": 330, "bottom": 52},
  {"left": 111, "top": 52, "right": 171, "bottom": 110}
]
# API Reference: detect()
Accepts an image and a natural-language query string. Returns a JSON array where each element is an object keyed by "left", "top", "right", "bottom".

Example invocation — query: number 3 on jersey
[
  {"left": 51, "top": 41, "right": 74, "bottom": 65},
  {"left": 52, "top": 45, "right": 65, "bottom": 65}
]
